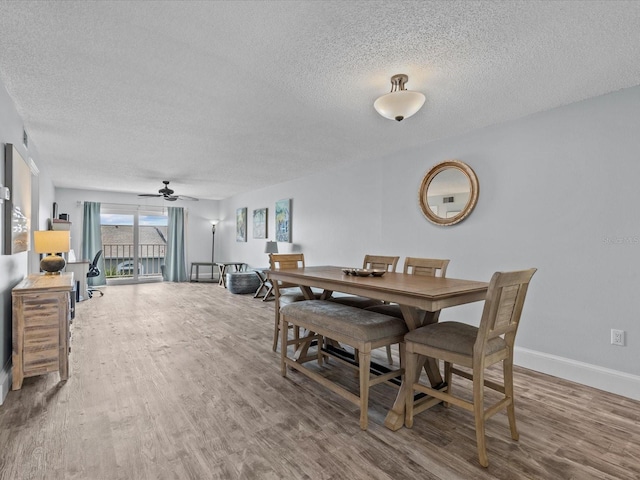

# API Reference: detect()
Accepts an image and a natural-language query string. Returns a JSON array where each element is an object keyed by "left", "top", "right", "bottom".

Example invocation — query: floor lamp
[{"left": 211, "top": 220, "right": 218, "bottom": 264}]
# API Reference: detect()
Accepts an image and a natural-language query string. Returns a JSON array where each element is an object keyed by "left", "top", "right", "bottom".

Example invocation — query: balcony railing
[{"left": 102, "top": 243, "right": 165, "bottom": 278}]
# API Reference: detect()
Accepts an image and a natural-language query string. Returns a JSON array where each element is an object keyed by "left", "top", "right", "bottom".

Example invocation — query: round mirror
[{"left": 418, "top": 160, "right": 479, "bottom": 226}]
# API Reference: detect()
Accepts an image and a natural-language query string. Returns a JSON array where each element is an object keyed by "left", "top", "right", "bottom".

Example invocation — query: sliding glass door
[{"left": 100, "top": 206, "right": 168, "bottom": 283}]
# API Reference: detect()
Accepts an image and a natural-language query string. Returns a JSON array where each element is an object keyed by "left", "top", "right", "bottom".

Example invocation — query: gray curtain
[
  {"left": 163, "top": 206, "right": 188, "bottom": 282},
  {"left": 82, "top": 201, "right": 106, "bottom": 286}
]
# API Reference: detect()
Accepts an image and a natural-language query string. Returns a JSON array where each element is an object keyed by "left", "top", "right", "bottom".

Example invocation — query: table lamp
[
  {"left": 33, "top": 230, "right": 71, "bottom": 274},
  {"left": 265, "top": 241, "right": 278, "bottom": 268},
  {"left": 265, "top": 241, "right": 278, "bottom": 255}
]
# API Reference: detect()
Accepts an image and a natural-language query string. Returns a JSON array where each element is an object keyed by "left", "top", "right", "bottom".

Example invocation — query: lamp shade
[
  {"left": 33, "top": 230, "right": 70, "bottom": 274},
  {"left": 265, "top": 241, "right": 278, "bottom": 254},
  {"left": 33, "top": 230, "right": 70, "bottom": 254},
  {"left": 374, "top": 90, "right": 426, "bottom": 122}
]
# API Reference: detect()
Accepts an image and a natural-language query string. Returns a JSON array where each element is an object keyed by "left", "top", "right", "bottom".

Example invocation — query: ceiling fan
[{"left": 138, "top": 180, "right": 198, "bottom": 202}]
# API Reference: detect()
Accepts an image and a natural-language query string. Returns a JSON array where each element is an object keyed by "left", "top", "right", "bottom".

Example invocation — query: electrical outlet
[{"left": 611, "top": 329, "right": 625, "bottom": 346}]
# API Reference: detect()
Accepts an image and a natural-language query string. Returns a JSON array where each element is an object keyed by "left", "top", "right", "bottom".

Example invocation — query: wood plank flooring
[{"left": 0, "top": 282, "right": 638, "bottom": 479}]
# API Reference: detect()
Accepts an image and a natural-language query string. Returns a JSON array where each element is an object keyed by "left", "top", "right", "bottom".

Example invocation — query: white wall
[
  {"left": 217, "top": 86, "right": 640, "bottom": 399},
  {"left": 54, "top": 188, "right": 219, "bottom": 269},
  {"left": 0, "top": 81, "right": 56, "bottom": 403}
]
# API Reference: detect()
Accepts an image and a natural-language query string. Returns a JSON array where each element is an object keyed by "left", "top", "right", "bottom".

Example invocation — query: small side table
[
  {"left": 190, "top": 262, "right": 217, "bottom": 282},
  {"left": 253, "top": 268, "right": 274, "bottom": 301},
  {"left": 216, "top": 262, "right": 246, "bottom": 287}
]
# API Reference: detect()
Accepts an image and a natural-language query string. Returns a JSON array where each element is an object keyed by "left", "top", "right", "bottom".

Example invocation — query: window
[{"left": 100, "top": 207, "right": 168, "bottom": 282}]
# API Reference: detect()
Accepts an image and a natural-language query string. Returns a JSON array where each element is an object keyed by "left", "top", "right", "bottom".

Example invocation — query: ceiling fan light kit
[
  {"left": 374, "top": 74, "right": 425, "bottom": 122},
  {"left": 138, "top": 180, "right": 198, "bottom": 201}
]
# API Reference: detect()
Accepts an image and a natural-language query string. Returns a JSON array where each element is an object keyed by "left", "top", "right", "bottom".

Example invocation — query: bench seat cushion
[{"left": 281, "top": 300, "right": 407, "bottom": 342}]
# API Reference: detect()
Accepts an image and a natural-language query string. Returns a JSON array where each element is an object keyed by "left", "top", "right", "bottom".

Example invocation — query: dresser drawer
[
  {"left": 22, "top": 298, "right": 63, "bottom": 328},
  {"left": 24, "top": 325, "right": 59, "bottom": 349}
]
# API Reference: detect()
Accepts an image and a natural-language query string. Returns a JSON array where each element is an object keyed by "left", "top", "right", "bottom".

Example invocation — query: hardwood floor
[{"left": 1, "top": 282, "right": 638, "bottom": 479}]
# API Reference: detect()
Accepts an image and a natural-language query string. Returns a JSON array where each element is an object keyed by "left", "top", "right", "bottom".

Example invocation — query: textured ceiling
[{"left": 0, "top": 1, "right": 639, "bottom": 200}]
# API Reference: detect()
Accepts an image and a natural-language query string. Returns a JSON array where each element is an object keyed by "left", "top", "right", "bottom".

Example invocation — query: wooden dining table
[{"left": 267, "top": 265, "right": 489, "bottom": 430}]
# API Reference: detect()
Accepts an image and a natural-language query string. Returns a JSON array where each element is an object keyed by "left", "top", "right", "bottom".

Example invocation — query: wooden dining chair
[
  {"left": 365, "top": 257, "right": 450, "bottom": 365},
  {"left": 270, "top": 253, "right": 320, "bottom": 351},
  {"left": 404, "top": 268, "right": 537, "bottom": 467}
]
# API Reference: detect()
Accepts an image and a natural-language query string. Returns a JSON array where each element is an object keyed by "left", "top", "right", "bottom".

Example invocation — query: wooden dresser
[{"left": 12, "top": 273, "right": 74, "bottom": 390}]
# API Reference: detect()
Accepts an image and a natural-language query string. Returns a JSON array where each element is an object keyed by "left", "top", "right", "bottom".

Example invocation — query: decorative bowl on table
[
  {"left": 341, "top": 268, "right": 355, "bottom": 275},
  {"left": 370, "top": 269, "right": 386, "bottom": 277},
  {"left": 354, "top": 268, "right": 374, "bottom": 277}
]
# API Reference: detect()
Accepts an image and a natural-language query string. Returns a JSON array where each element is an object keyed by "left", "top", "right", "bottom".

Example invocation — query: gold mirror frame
[{"left": 418, "top": 160, "right": 479, "bottom": 226}]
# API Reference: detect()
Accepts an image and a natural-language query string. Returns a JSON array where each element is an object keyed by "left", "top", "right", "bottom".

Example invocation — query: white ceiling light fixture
[{"left": 374, "top": 74, "right": 425, "bottom": 122}]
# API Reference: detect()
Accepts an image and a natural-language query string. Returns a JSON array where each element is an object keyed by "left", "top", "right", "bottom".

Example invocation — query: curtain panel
[
  {"left": 163, "top": 206, "right": 188, "bottom": 282},
  {"left": 82, "top": 201, "right": 106, "bottom": 286}
]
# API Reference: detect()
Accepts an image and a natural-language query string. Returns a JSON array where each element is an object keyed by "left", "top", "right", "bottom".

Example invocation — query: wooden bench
[{"left": 280, "top": 300, "right": 407, "bottom": 430}]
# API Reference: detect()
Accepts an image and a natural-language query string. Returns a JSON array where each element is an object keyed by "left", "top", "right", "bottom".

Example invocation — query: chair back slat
[
  {"left": 476, "top": 269, "right": 537, "bottom": 352},
  {"left": 270, "top": 253, "right": 305, "bottom": 270},
  {"left": 270, "top": 253, "right": 305, "bottom": 289},
  {"left": 403, "top": 257, "right": 450, "bottom": 277},
  {"left": 494, "top": 284, "right": 520, "bottom": 332},
  {"left": 363, "top": 255, "right": 399, "bottom": 272}
]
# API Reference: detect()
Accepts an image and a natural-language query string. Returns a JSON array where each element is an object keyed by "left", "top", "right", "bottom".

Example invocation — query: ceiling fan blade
[
  {"left": 165, "top": 196, "right": 178, "bottom": 202},
  {"left": 138, "top": 194, "right": 163, "bottom": 197}
]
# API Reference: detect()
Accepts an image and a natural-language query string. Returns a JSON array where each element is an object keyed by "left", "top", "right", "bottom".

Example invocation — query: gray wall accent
[{"left": 217, "top": 86, "right": 640, "bottom": 395}]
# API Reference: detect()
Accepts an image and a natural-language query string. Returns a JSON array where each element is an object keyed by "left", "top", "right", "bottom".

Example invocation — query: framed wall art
[
  {"left": 275, "top": 198, "right": 291, "bottom": 243},
  {"left": 236, "top": 207, "right": 247, "bottom": 242},
  {"left": 3, "top": 144, "right": 31, "bottom": 255},
  {"left": 252, "top": 208, "right": 267, "bottom": 239}
]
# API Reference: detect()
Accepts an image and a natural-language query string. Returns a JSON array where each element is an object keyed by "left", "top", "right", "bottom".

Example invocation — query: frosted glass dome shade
[{"left": 374, "top": 90, "right": 426, "bottom": 122}]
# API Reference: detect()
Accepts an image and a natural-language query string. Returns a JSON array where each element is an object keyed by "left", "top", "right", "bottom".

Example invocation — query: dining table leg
[
  {"left": 398, "top": 305, "right": 443, "bottom": 385},
  {"left": 299, "top": 285, "right": 316, "bottom": 300},
  {"left": 383, "top": 305, "right": 444, "bottom": 430},
  {"left": 384, "top": 354, "right": 427, "bottom": 430}
]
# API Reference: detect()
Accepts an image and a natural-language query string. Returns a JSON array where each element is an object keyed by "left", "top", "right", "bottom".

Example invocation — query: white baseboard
[
  {"left": 0, "top": 358, "right": 11, "bottom": 405},
  {"left": 515, "top": 346, "right": 640, "bottom": 401}
]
